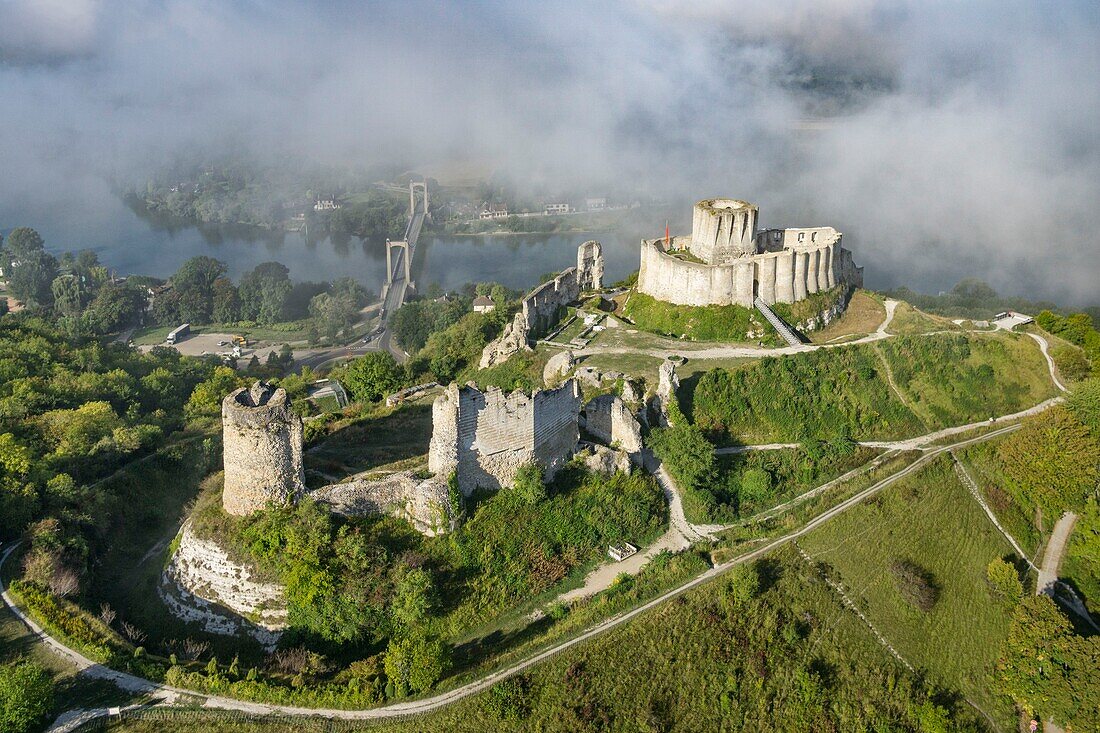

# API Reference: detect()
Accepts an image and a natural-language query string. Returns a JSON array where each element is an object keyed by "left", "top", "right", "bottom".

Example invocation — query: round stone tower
[
  {"left": 689, "top": 198, "right": 758, "bottom": 264},
  {"left": 221, "top": 381, "right": 305, "bottom": 516}
]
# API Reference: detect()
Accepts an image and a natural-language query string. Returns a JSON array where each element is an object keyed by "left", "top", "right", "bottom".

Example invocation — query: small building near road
[
  {"left": 544, "top": 203, "right": 571, "bottom": 215},
  {"left": 479, "top": 202, "right": 509, "bottom": 220},
  {"left": 586, "top": 197, "right": 608, "bottom": 211},
  {"left": 608, "top": 542, "right": 638, "bottom": 562},
  {"left": 472, "top": 295, "right": 496, "bottom": 313},
  {"left": 307, "top": 379, "right": 350, "bottom": 411}
]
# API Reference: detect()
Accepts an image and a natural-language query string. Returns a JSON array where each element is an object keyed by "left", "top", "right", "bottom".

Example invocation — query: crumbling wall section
[
  {"left": 480, "top": 241, "right": 604, "bottom": 368},
  {"left": 312, "top": 473, "right": 452, "bottom": 536},
  {"left": 583, "top": 394, "right": 644, "bottom": 455}
]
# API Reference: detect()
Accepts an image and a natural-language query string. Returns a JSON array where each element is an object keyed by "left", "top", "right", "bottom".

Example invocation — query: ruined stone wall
[
  {"left": 221, "top": 382, "right": 304, "bottom": 516},
  {"left": 577, "top": 240, "right": 604, "bottom": 290},
  {"left": 480, "top": 241, "right": 605, "bottom": 368},
  {"left": 429, "top": 380, "right": 581, "bottom": 495},
  {"left": 311, "top": 472, "right": 452, "bottom": 536},
  {"left": 583, "top": 395, "right": 643, "bottom": 454}
]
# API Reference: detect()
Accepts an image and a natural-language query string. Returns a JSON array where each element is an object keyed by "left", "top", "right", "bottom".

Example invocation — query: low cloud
[{"left": 1, "top": 0, "right": 1096, "bottom": 304}]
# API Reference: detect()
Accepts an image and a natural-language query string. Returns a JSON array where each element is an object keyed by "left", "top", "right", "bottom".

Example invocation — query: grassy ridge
[
  {"left": 691, "top": 332, "right": 1054, "bottom": 443},
  {"left": 622, "top": 292, "right": 764, "bottom": 342}
]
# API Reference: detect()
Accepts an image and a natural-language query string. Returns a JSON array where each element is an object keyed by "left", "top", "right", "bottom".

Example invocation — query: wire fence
[{"left": 72, "top": 706, "right": 389, "bottom": 732}]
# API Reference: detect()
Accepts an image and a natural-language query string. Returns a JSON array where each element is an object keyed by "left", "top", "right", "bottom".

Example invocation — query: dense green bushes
[
  {"left": 0, "top": 660, "right": 53, "bottom": 733},
  {"left": 437, "top": 466, "right": 666, "bottom": 631}
]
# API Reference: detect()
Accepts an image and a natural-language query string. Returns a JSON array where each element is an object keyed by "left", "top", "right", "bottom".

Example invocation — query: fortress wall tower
[
  {"left": 429, "top": 380, "right": 581, "bottom": 495},
  {"left": 793, "top": 251, "right": 808, "bottom": 301},
  {"left": 577, "top": 240, "right": 604, "bottom": 290},
  {"left": 689, "top": 199, "right": 758, "bottom": 264},
  {"left": 222, "top": 382, "right": 304, "bottom": 516},
  {"left": 758, "top": 256, "right": 777, "bottom": 304},
  {"left": 806, "top": 249, "right": 820, "bottom": 294},
  {"left": 775, "top": 250, "right": 795, "bottom": 303}
]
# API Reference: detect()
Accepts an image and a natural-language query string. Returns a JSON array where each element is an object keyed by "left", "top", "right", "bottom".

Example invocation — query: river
[{"left": 1, "top": 195, "right": 647, "bottom": 294}]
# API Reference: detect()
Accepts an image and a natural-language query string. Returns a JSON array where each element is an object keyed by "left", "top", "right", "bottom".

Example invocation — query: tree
[
  {"left": 239, "top": 262, "right": 291, "bottom": 324},
  {"left": 1066, "top": 379, "right": 1100, "bottom": 434},
  {"left": 39, "top": 401, "right": 122, "bottom": 456},
  {"left": 51, "top": 274, "right": 87, "bottom": 317},
  {"left": 997, "top": 595, "right": 1100, "bottom": 728},
  {"left": 212, "top": 277, "right": 240, "bottom": 323},
  {"left": 83, "top": 281, "right": 145, "bottom": 333},
  {"left": 169, "top": 256, "right": 226, "bottom": 324},
  {"left": 384, "top": 632, "right": 451, "bottom": 695},
  {"left": 513, "top": 462, "right": 546, "bottom": 505},
  {"left": 998, "top": 406, "right": 1100, "bottom": 514},
  {"left": 8, "top": 249, "right": 59, "bottom": 307},
  {"left": 309, "top": 290, "right": 359, "bottom": 341},
  {"left": 185, "top": 366, "right": 246, "bottom": 418},
  {"left": 986, "top": 558, "right": 1023, "bottom": 602},
  {"left": 1, "top": 227, "right": 45, "bottom": 272},
  {"left": 340, "top": 352, "right": 403, "bottom": 403},
  {"left": 646, "top": 421, "right": 717, "bottom": 518},
  {"left": 391, "top": 567, "right": 437, "bottom": 626},
  {"left": 0, "top": 660, "right": 53, "bottom": 733}
]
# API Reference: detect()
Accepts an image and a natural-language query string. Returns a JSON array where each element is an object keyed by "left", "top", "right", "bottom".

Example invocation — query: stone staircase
[{"left": 754, "top": 297, "right": 803, "bottom": 346}]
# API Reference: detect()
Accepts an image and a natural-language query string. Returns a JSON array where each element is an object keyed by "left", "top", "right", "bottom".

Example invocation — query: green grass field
[
  {"left": 132, "top": 321, "right": 314, "bottom": 346},
  {"left": 798, "top": 457, "right": 1018, "bottom": 728},
  {"left": 886, "top": 302, "right": 963, "bottom": 335}
]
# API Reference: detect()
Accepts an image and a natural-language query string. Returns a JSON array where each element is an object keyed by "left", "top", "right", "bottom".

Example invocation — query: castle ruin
[
  {"left": 480, "top": 240, "right": 605, "bottom": 368},
  {"left": 221, "top": 382, "right": 305, "bottom": 515},
  {"left": 429, "top": 379, "right": 582, "bottom": 495},
  {"left": 638, "top": 198, "right": 862, "bottom": 308}
]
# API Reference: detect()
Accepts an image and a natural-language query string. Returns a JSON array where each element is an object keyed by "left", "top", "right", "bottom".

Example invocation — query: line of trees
[{"left": 1, "top": 228, "right": 369, "bottom": 342}]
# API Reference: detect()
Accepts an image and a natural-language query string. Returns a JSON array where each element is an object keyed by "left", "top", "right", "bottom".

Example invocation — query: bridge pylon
[
  {"left": 410, "top": 180, "right": 429, "bottom": 221},
  {"left": 386, "top": 239, "right": 412, "bottom": 286}
]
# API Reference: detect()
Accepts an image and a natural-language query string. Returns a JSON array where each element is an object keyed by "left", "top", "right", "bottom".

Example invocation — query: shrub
[
  {"left": 986, "top": 558, "right": 1023, "bottom": 602},
  {"left": 513, "top": 462, "right": 546, "bottom": 505},
  {"left": 0, "top": 661, "right": 53, "bottom": 733},
  {"left": 889, "top": 559, "right": 940, "bottom": 612}
]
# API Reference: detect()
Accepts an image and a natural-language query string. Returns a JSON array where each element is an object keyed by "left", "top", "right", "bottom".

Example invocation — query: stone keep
[
  {"left": 221, "top": 382, "right": 305, "bottom": 515},
  {"left": 637, "top": 198, "right": 863, "bottom": 308},
  {"left": 429, "top": 379, "right": 581, "bottom": 495}
]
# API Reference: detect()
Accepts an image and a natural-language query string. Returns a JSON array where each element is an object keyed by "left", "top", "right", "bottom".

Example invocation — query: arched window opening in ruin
[{"left": 798, "top": 232, "right": 805, "bottom": 243}]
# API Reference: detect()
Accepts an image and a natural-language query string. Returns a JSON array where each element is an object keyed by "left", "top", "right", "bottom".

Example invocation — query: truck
[{"left": 166, "top": 323, "right": 190, "bottom": 345}]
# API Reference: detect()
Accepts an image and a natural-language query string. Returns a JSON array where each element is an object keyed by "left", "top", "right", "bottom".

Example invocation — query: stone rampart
[
  {"left": 429, "top": 379, "right": 581, "bottom": 495},
  {"left": 221, "top": 382, "right": 304, "bottom": 516}
]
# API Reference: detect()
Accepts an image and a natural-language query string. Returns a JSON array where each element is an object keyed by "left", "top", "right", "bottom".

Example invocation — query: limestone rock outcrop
[
  {"left": 221, "top": 382, "right": 304, "bottom": 516},
  {"left": 543, "top": 349, "right": 576, "bottom": 384},
  {"left": 655, "top": 359, "right": 680, "bottom": 427},
  {"left": 582, "top": 443, "right": 633, "bottom": 476},
  {"left": 161, "top": 522, "right": 286, "bottom": 648}
]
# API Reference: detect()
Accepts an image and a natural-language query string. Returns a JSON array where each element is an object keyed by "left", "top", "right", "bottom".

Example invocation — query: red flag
[{"left": 665, "top": 219, "right": 669, "bottom": 245}]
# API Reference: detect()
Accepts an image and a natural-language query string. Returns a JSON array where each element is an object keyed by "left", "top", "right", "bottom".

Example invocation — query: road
[
  {"left": 1037, "top": 513, "right": 1078, "bottom": 597},
  {"left": 0, "top": 416, "right": 1053, "bottom": 723}
]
